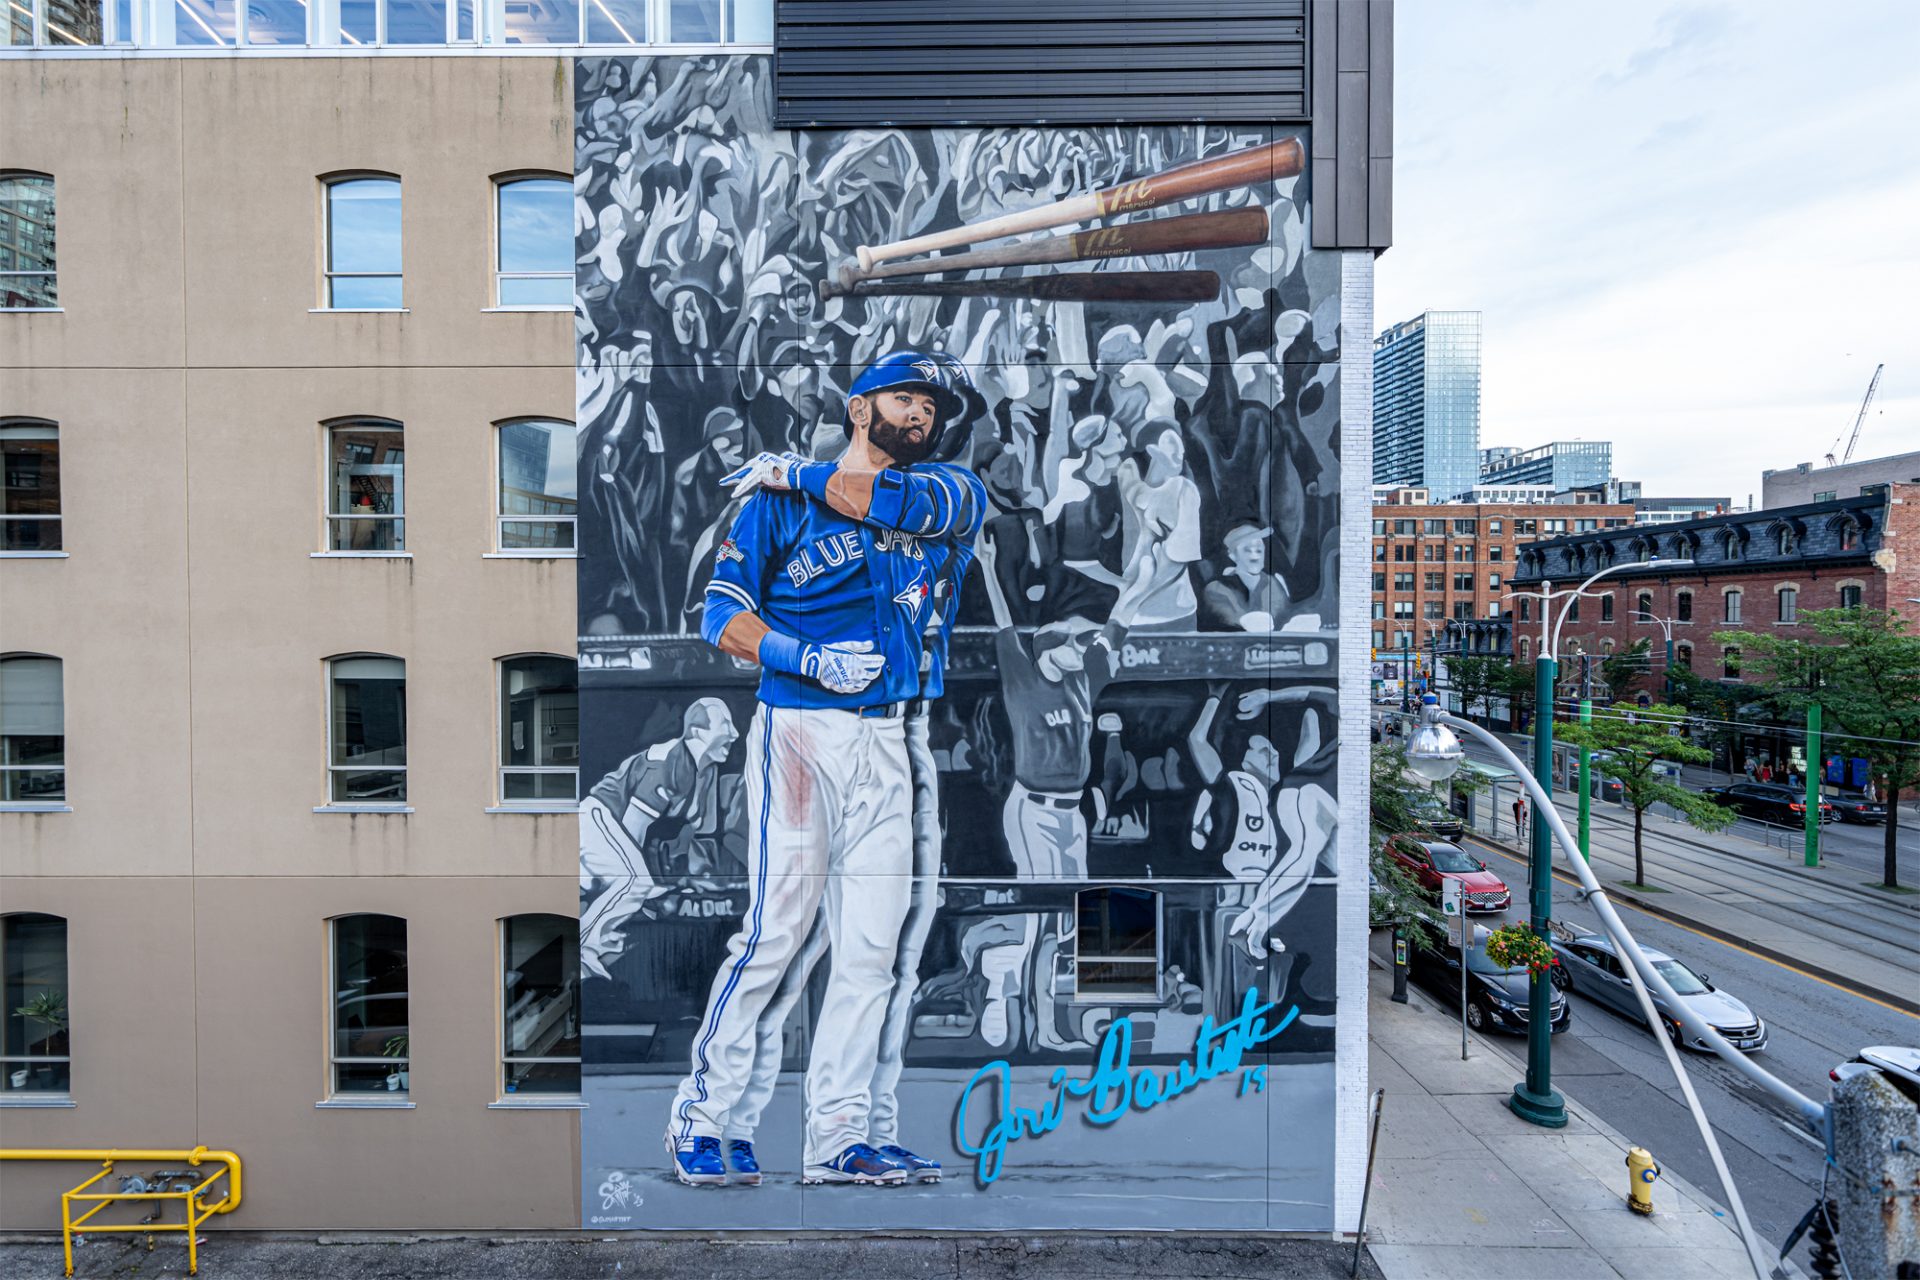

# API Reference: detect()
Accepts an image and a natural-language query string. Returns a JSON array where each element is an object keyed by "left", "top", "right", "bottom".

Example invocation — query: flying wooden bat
[
  {"left": 823, "top": 207, "right": 1268, "bottom": 299},
  {"left": 840, "top": 271, "right": 1220, "bottom": 304},
  {"left": 854, "top": 136, "right": 1304, "bottom": 272}
]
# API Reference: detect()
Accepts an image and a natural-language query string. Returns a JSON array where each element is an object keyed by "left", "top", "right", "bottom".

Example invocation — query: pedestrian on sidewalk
[{"left": 1512, "top": 794, "right": 1528, "bottom": 837}]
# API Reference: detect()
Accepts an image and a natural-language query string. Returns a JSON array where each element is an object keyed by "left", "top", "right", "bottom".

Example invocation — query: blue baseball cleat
[
  {"left": 727, "top": 1139, "right": 762, "bottom": 1186},
  {"left": 802, "top": 1142, "right": 909, "bottom": 1186},
  {"left": 877, "top": 1144, "right": 942, "bottom": 1183},
  {"left": 663, "top": 1134, "right": 726, "bottom": 1187}
]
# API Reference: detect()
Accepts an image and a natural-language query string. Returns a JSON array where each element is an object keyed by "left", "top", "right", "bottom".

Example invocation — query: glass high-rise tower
[{"left": 1372, "top": 310, "right": 1481, "bottom": 500}]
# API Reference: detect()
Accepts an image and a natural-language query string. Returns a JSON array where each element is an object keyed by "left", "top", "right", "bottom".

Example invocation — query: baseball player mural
[{"left": 575, "top": 54, "right": 1350, "bottom": 1230}]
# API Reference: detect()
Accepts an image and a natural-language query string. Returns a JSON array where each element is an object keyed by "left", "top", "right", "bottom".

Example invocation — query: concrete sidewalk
[
  {"left": 1363, "top": 959, "right": 1783, "bottom": 1280},
  {"left": 1463, "top": 794, "right": 1920, "bottom": 1012}
]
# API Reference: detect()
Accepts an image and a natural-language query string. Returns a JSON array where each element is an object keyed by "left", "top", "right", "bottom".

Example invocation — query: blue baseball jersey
[{"left": 703, "top": 462, "right": 986, "bottom": 710}]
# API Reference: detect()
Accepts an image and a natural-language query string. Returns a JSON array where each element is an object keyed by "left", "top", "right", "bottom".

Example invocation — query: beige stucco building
[{"left": 1, "top": 54, "right": 595, "bottom": 1229}]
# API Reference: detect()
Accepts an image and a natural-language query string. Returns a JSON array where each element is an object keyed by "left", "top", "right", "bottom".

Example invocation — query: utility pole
[{"left": 1804, "top": 700, "right": 1822, "bottom": 868}]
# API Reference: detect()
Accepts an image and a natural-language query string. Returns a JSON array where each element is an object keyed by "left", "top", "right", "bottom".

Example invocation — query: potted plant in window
[
  {"left": 382, "top": 1034, "right": 409, "bottom": 1092},
  {"left": 12, "top": 990, "right": 67, "bottom": 1089}
]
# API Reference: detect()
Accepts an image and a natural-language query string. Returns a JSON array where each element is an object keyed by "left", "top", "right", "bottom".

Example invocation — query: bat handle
[{"left": 856, "top": 245, "right": 876, "bottom": 273}]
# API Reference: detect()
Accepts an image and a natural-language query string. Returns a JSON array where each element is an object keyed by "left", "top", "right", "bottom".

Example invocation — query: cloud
[{"left": 1597, "top": 4, "right": 1739, "bottom": 87}]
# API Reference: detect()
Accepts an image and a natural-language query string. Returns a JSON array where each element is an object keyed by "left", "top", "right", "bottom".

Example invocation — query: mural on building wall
[{"left": 575, "top": 54, "right": 1344, "bottom": 1229}]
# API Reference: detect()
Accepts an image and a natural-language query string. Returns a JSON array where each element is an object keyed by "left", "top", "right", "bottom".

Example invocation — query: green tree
[
  {"left": 1369, "top": 742, "right": 1442, "bottom": 947},
  {"left": 1720, "top": 608, "right": 1920, "bottom": 888},
  {"left": 1502, "top": 657, "right": 1537, "bottom": 727},
  {"left": 1600, "top": 638, "right": 1653, "bottom": 704},
  {"left": 1666, "top": 667, "right": 1748, "bottom": 780},
  {"left": 1555, "top": 704, "right": 1736, "bottom": 887},
  {"left": 1445, "top": 655, "right": 1508, "bottom": 724}
]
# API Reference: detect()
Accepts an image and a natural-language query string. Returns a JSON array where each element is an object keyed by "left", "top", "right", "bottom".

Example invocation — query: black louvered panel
[{"left": 773, "top": 0, "right": 1311, "bottom": 127}]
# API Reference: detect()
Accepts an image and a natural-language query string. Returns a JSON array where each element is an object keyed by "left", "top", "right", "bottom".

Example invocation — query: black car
[
  {"left": 1700, "top": 782, "right": 1835, "bottom": 826},
  {"left": 1405, "top": 789, "right": 1466, "bottom": 841},
  {"left": 1408, "top": 937, "right": 1571, "bottom": 1037},
  {"left": 1825, "top": 789, "right": 1887, "bottom": 825}
]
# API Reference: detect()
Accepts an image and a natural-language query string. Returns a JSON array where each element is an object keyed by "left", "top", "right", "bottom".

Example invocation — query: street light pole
[{"left": 1504, "top": 557, "right": 1693, "bottom": 1130}]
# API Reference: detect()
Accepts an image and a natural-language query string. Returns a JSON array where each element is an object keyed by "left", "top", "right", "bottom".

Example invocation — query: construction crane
[{"left": 1825, "top": 363, "right": 1883, "bottom": 467}]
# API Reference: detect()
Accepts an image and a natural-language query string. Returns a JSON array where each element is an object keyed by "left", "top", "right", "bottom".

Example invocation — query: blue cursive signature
[{"left": 954, "top": 986, "right": 1299, "bottom": 1185}]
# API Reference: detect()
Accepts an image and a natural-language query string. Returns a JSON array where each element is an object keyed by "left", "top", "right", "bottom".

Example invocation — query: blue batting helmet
[{"left": 844, "top": 351, "right": 982, "bottom": 458}]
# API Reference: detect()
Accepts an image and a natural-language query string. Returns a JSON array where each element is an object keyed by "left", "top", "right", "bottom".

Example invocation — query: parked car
[
  {"left": 1385, "top": 835, "right": 1512, "bottom": 913},
  {"left": 1404, "top": 789, "right": 1466, "bottom": 841},
  {"left": 1699, "top": 781, "right": 1835, "bottom": 826},
  {"left": 1830, "top": 1046, "right": 1920, "bottom": 1096},
  {"left": 1824, "top": 789, "right": 1888, "bottom": 825},
  {"left": 1407, "top": 935, "right": 1570, "bottom": 1036},
  {"left": 1548, "top": 931, "right": 1767, "bottom": 1052}
]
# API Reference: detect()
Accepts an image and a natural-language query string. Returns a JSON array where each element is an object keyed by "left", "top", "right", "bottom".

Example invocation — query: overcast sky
[{"left": 1375, "top": 0, "right": 1920, "bottom": 503}]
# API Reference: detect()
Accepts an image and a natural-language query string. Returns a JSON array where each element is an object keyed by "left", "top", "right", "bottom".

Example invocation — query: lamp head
[{"left": 1407, "top": 695, "right": 1465, "bottom": 783}]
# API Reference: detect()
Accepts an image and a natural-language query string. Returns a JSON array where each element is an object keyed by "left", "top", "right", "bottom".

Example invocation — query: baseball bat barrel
[
  {"left": 854, "top": 136, "right": 1303, "bottom": 271},
  {"left": 842, "top": 270, "right": 1220, "bottom": 304},
  {"left": 830, "top": 207, "right": 1268, "bottom": 295}
]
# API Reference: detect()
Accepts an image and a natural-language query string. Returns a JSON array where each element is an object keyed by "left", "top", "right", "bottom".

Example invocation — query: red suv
[{"left": 1386, "top": 835, "right": 1512, "bottom": 913}]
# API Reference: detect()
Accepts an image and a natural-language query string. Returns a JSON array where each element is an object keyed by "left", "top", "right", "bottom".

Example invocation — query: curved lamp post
[
  {"left": 1409, "top": 694, "right": 1824, "bottom": 1280},
  {"left": 1500, "top": 558, "right": 1692, "bottom": 1128}
]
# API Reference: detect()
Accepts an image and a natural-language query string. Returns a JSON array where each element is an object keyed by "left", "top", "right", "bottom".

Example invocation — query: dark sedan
[
  {"left": 1699, "top": 781, "right": 1834, "bottom": 826},
  {"left": 1825, "top": 790, "right": 1887, "bottom": 825},
  {"left": 1408, "top": 937, "right": 1570, "bottom": 1037},
  {"left": 1405, "top": 789, "right": 1466, "bottom": 841}
]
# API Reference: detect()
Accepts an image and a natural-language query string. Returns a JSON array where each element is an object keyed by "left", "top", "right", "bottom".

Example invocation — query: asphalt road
[{"left": 1450, "top": 837, "right": 1919, "bottom": 1273}]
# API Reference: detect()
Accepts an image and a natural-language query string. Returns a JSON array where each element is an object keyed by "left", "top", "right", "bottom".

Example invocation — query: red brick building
[
  {"left": 1370, "top": 491, "right": 1635, "bottom": 655},
  {"left": 1513, "top": 484, "right": 1918, "bottom": 689}
]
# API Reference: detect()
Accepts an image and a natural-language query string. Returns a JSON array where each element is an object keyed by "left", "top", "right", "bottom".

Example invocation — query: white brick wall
[{"left": 1333, "top": 248, "right": 1375, "bottom": 1233}]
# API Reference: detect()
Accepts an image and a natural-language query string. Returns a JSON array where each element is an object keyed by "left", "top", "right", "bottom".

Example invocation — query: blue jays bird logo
[{"left": 893, "top": 573, "right": 930, "bottom": 620}]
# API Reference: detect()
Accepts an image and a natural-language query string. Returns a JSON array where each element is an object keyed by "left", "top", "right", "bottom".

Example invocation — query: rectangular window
[
  {"left": 1488, "top": 546, "right": 1502, "bottom": 562},
  {"left": 1452, "top": 601, "right": 1472, "bottom": 620},
  {"left": 245, "top": 0, "right": 307, "bottom": 44},
  {"left": 500, "top": 657, "right": 578, "bottom": 804},
  {"left": 1452, "top": 544, "right": 1474, "bottom": 562},
  {"left": 1725, "top": 590, "right": 1743, "bottom": 623},
  {"left": 497, "top": 420, "right": 578, "bottom": 551},
  {"left": 1424, "top": 601, "right": 1443, "bottom": 619},
  {"left": 331, "top": 915, "right": 408, "bottom": 1096},
  {"left": 1372, "top": 520, "right": 1385, "bottom": 535},
  {"left": 1372, "top": 629, "right": 1385, "bottom": 648},
  {"left": 1676, "top": 593, "right": 1693, "bottom": 622},
  {"left": 1576, "top": 519, "right": 1597, "bottom": 532},
  {"left": 2, "top": 914, "right": 69, "bottom": 1096},
  {"left": 1424, "top": 571, "right": 1443, "bottom": 591},
  {"left": 0, "top": 173, "right": 56, "bottom": 309},
  {"left": 1778, "top": 588, "right": 1798, "bottom": 623},
  {"left": 328, "top": 423, "right": 405, "bottom": 551},
  {"left": 1453, "top": 573, "right": 1472, "bottom": 592},
  {"left": 1488, "top": 572, "right": 1501, "bottom": 589},
  {"left": 1519, "top": 599, "right": 1531, "bottom": 623},
  {"left": 1454, "top": 518, "right": 1476, "bottom": 535},
  {"left": 1489, "top": 519, "right": 1503, "bottom": 534},
  {"left": 0, "top": 655, "right": 63, "bottom": 803},
  {"left": 1, "top": 422, "right": 60, "bottom": 551},
  {"left": 1371, "top": 572, "right": 1385, "bottom": 591},
  {"left": 1812, "top": 490, "right": 1836, "bottom": 503},
  {"left": 1600, "top": 595, "right": 1614, "bottom": 622},
  {"left": 502, "top": 915, "right": 581, "bottom": 1096},
  {"left": 1839, "top": 584, "right": 1862, "bottom": 609},
  {"left": 495, "top": 178, "right": 572, "bottom": 307},
  {"left": 324, "top": 177, "right": 402, "bottom": 309},
  {"left": 1487, "top": 602, "right": 1501, "bottom": 618},
  {"left": 1393, "top": 572, "right": 1413, "bottom": 591},
  {"left": 1394, "top": 519, "right": 1415, "bottom": 536},
  {"left": 329, "top": 657, "right": 407, "bottom": 803},
  {"left": 1393, "top": 601, "right": 1414, "bottom": 619},
  {"left": 1371, "top": 601, "right": 1384, "bottom": 620},
  {"left": 1424, "top": 519, "right": 1445, "bottom": 536},
  {"left": 1724, "top": 648, "right": 1741, "bottom": 679},
  {"left": 1566, "top": 598, "right": 1579, "bottom": 622},
  {"left": 1372, "top": 544, "right": 1385, "bottom": 563},
  {"left": 1075, "top": 887, "right": 1159, "bottom": 1000}
]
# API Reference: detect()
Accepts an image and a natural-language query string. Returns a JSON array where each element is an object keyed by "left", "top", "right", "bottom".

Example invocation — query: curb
[
  {"left": 1367, "top": 954, "right": 1808, "bottom": 1280},
  {"left": 1470, "top": 834, "right": 1920, "bottom": 1016}
]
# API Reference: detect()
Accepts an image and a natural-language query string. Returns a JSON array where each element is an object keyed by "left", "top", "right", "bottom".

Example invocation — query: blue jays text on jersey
[{"left": 701, "top": 462, "right": 986, "bottom": 710}]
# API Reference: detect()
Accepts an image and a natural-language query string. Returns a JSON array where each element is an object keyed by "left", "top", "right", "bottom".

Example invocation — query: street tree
[
  {"left": 1445, "top": 655, "right": 1508, "bottom": 724},
  {"left": 1369, "top": 742, "right": 1442, "bottom": 947},
  {"left": 1720, "top": 607, "right": 1920, "bottom": 888},
  {"left": 1667, "top": 667, "right": 1749, "bottom": 780},
  {"left": 1600, "top": 638, "right": 1653, "bottom": 704},
  {"left": 1555, "top": 704, "right": 1736, "bottom": 888}
]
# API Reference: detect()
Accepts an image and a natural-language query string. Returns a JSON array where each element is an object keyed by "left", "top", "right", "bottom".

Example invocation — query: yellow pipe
[{"left": 2, "top": 1147, "right": 243, "bottom": 1214}]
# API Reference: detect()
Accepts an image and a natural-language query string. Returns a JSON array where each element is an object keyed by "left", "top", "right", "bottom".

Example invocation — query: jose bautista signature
[{"left": 954, "top": 986, "right": 1299, "bottom": 1185}]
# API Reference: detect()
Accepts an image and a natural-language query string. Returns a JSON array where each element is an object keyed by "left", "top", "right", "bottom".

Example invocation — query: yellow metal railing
[{"left": 0, "top": 1147, "right": 243, "bottom": 1276}]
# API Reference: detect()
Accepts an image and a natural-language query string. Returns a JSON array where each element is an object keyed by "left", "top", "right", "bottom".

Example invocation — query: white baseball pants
[
  {"left": 579, "top": 796, "right": 659, "bottom": 967},
  {"left": 1002, "top": 782, "right": 1089, "bottom": 879},
  {"left": 670, "top": 704, "right": 913, "bottom": 1167}
]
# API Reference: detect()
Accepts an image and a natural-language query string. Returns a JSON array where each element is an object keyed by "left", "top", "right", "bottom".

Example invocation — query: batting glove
[
  {"left": 720, "top": 451, "right": 813, "bottom": 500},
  {"left": 758, "top": 634, "right": 886, "bottom": 695}
]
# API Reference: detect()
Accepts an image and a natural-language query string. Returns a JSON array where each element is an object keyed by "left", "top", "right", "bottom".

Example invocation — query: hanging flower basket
[{"left": 1485, "top": 922, "right": 1557, "bottom": 975}]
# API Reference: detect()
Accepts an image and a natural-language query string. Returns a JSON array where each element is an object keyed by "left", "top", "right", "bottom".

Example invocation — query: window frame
[
  {"left": 491, "top": 174, "right": 573, "bottom": 311},
  {"left": 498, "top": 914, "right": 582, "bottom": 1102},
  {"left": 1777, "top": 584, "right": 1799, "bottom": 624},
  {"left": 325, "top": 653, "right": 408, "bottom": 807},
  {"left": 0, "top": 419, "right": 62, "bottom": 555},
  {"left": 0, "top": 172, "right": 57, "bottom": 312},
  {"left": 320, "top": 174, "right": 404, "bottom": 312},
  {"left": 326, "top": 913, "right": 410, "bottom": 1100},
  {"left": 1723, "top": 588, "right": 1743, "bottom": 624},
  {"left": 493, "top": 418, "right": 578, "bottom": 556},
  {"left": 496, "top": 654, "right": 579, "bottom": 809},
  {"left": 1674, "top": 590, "right": 1693, "bottom": 623},
  {"left": 0, "top": 652, "right": 65, "bottom": 807},
  {"left": 1836, "top": 579, "right": 1864, "bottom": 610},
  {"left": 1073, "top": 887, "right": 1162, "bottom": 1005},
  {"left": 322, "top": 418, "right": 407, "bottom": 555},
  {"left": 1, "top": 912, "right": 70, "bottom": 1101}
]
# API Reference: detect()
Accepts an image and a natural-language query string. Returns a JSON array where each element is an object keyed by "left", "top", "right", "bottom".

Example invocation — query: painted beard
[{"left": 869, "top": 414, "right": 940, "bottom": 467}]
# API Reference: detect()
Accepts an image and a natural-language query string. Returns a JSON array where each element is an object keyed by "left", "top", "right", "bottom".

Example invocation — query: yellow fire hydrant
[{"left": 1626, "top": 1146, "right": 1660, "bottom": 1214}]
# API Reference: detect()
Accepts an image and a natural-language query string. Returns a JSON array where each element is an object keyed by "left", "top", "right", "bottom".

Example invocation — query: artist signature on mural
[{"left": 954, "top": 986, "right": 1299, "bottom": 1185}]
